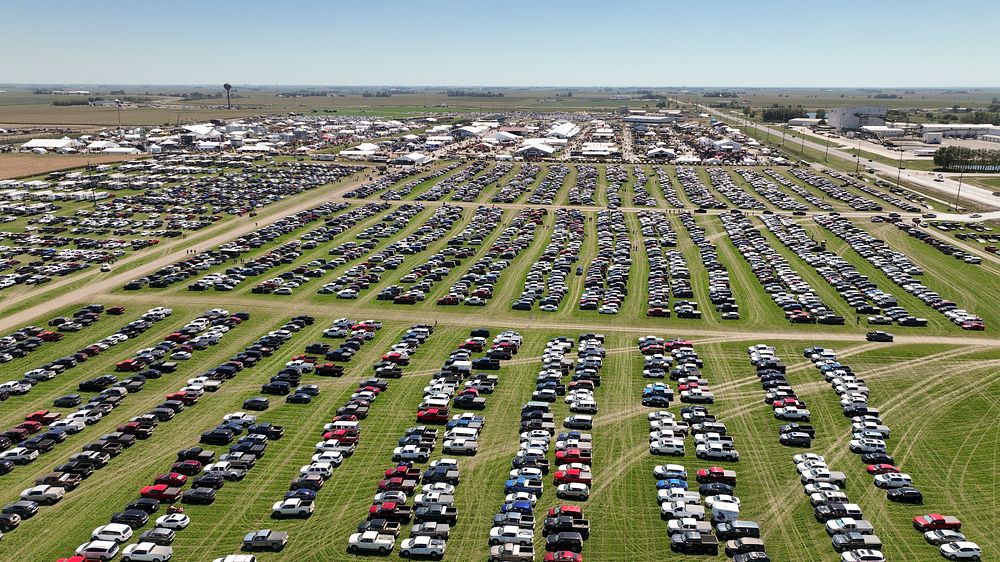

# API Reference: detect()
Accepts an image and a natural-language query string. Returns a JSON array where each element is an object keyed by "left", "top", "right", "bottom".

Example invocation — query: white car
[
  {"left": 775, "top": 406, "right": 811, "bottom": 420},
  {"left": 393, "top": 445, "right": 431, "bottom": 462},
  {"left": 939, "top": 541, "right": 981, "bottom": 560},
  {"left": 648, "top": 410, "right": 676, "bottom": 421},
  {"left": 650, "top": 438, "right": 685, "bottom": 456},
  {"left": 154, "top": 514, "right": 190, "bottom": 530},
  {"left": 793, "top": 453, "right": 825, "bottom": 464},
  {"left": 503, "top": 492, "right": 537, "bottom": 506},
  {"left": 556, "top": 483, "right": 590, "bottom": 500},
  {"left": 20, "top": 484, "right": 65, "bottom": 505},
  {"left": 657, "top": 488, "right": 701, "bottom": 505},
  {"left": 76, "top": 540, "right": 120, "bottom": 561},
  {"left": 348, "top": 531, "right": 395, "bottom": 554},
  {"left": 704, "top": 494, "right": 742, "bottom": 509},
  {"left": 121, "top": 542, "right": 173, "bottom": 562},
  {"left": 415, "top": 492, "right": 456, "bottom": 507},
  {"left": 667, "top": 517, "right": 712, "bottom": 533},
  {"left": 841, "top": 550, "right": 886, "bottom": 562},
  {"left": 272, "top": 498, "right": 314, "bottom": 517},
  {"left": 400, "top": 536, "right": 446, "bottom": 558},
  {"left": 509, "top": 467, "right": 543, "bottom": 480},
  {"left": 0, "top": 447, "right": 39, "bottom": 464},
  {"left": 660, "top": 501, "right": 706, "bottom": 520},
  {"left": 489, "top": 525, "right": 534, "bottom": 546},
  {"left": 421, "top": 482, "right": 455, "bottom": 494},
  {"left": 374, "top": 491, "right": 407, "bottom": 504},
  {"left": 310, "top": 451, "right": 345, "bottom": 465},
  {"left": 443, "top": 438, "right": 478, "bottom": 455},
  {"left": 696, "top": 443, "right": 739, "bottom": 461},
  {"left": 92, "top": 523, "right": 134, "bottom": 543},
  {"left": 873, "top": 473, "right": 912, "bottom": 489},
  {"left": 653, "top": 464, "right": 687, "bottom": 479},
  {"left": 49, "top": 419, "right": 87, "bottom": 434},
  {"left": 299, "top": 462, "right": 335, "bottom": 479}
]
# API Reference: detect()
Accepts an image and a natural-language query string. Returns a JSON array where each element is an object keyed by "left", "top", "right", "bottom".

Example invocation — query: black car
[
  {"left": 201, "top": 428, "right": 236, "bottom": 445},
  {"left": 182, "top": 487, "right": 217, "bottom": 504},
  {"left": 290, "top": 475, "right": 324, "bottom": 491},
  {"left": 778, "top": 432, "right": 812, "bottom": 447},
  {"left": 860, "top": 453, "right": 895, "bottom": 465},
  {"left": 54, "top": 462, "right": 95, "bottom": 479},
  {"left": 286, "top": 488, "right": 317, "bottom": 501},
  {"left": 111, "top": 509, "right": 150, "bottom": 529},
  {"left": 139, "top": 527, "right": 176, "bottom": 546},
  {"left": 669, "top": 531, "right": 719, "bottom": 555},
  {"left": 126, "top": 498, "right": 161, "bottom": 514},
  {"left": 0, "top": 513, "right": 20, "bottom": 532},
  {"left": 865, "top": 331, "right": 894, "bottom": 342},
  {"left": 54, "top": 394, "right": 83, "bottom": 407},
  {"left": 0, "top": 460, "right": 14, "bottom": 475},
  {"left": 261, "top": 382, "right": 292, "bottom": 395},
  {"left": 358, "top": 518, "right": 400, "bottom": 536},
  {"left": 243, "top": 397, "right": 270, "bottom": 411},
  {"left": 1, "top": 501, "right": 37, "bottom": 519},
  {"left": 698, "top": 482, "right": 735, "bottom": 496},
  {"left": 545, "top": 532, "right": 584, "bottom": 553},
  {"left": 178, "top": 447, "right": 215, "bottom": 464},
  {"left": 285, "top": 393, "right": 312, "bottom": 404},
  {"left": 716, "top": 521, "right": 761, "bottom": 540},
  {"left": 247, "top": 423, "right": 284, "bottom": 440},
  {"left": 887, "top": 486, "right": 923, "bottom": 504},
  {"left": 193, "top": 472, "right": 226, "bottom": 490},
  {"left": 778, "top": 423, "right": 815, "bottom": 438}
]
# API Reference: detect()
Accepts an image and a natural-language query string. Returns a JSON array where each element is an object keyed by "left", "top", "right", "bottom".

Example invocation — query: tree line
[{"left": 933, "top": 145, "right": 1000, "bottom": 171}]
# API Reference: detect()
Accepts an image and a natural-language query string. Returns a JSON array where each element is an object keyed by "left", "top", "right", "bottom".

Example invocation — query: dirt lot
[{"left": 0, "top": 152, "right": 144, "bottom": 179}]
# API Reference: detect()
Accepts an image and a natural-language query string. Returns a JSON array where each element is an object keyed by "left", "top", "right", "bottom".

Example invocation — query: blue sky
[{"left": 3, "top": 0, "right": 998, "bottom": 86}]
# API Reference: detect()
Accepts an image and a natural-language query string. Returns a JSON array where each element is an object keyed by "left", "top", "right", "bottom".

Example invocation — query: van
[
  {"left": 212, "top": 556, "right": 257, "bottom": 562},
  {"left": 329, "top": 421, "right": 360, "bottom": 432},
  {"left": 446, "top": 427, "right": 479, "bottom": 440},
  {"left": 712, "top": 501, "right": 741, "bottom": 523}
]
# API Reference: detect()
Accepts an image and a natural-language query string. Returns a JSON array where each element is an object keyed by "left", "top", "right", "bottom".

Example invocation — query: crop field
[{"left": 0, "top": 151, "right": 996, "bottom": 562}]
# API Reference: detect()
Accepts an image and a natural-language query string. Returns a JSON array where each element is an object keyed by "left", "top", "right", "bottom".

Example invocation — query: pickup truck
[
  {"left": 489, "top": 543, "right": 534, "bottom": 561},
  {"left": 141, "top": 485, "right": 182, "bottom": 502},
  {"left": 670, "top": 531, "right": 719, "bottom": 555},
  {"left": 36, "top": 472, "right": 82, "bottom": 491},
  {"left": 378, "top": 477, "right": 418, "bottom": 493},
  {"left": 358, "top": 518, "right": 402, "bottom": 537},
  {"left": 661, "top": 501, "right": 706, "bottom": 520},
  {"left": 696, "top": 467, "right": 737, "bottom": 485},
  {"left": 423, "top": 466, "right": 461, "bottom": 485},
  {"left": 242, "top": 529, "right": 289, "bottom": 551},
  {"left": 832, "top": 531, "right": 883, "bottom": 553},
  {"left": 368, "top": 501, "right": 413, "bottom": 523},
  {"left": 410, "top": 521, "right": 450, "bottom": 539},
  {"left": 20, "top": 484, "right": 65, "bottom": 505},
  {"left": 415, "top": 504, "right": 458, "bottom": 525},
  {"left": 348, "top": 530, "right": 395, "bottom": 555},
  {"left": 913, "top": 513, "right": 962, "bottom": 531},
  {"left": 271, "top": 498, "right": 314, "bottom": 518},
  {"left": 543, "top": 516, "right": 590, "bottom": 539}
]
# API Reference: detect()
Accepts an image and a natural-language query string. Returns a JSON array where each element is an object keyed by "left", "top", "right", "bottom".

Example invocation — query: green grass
[{"left": 0, "top": 308, "right": 996, "bottom": 560}]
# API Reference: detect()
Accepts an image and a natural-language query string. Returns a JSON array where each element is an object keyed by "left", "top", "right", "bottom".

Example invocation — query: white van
[
  {"left": 91, "top": 523, "right": 134, "bottom": 543},
  {"left": 445, "top": 427, "right": 479, "bottom": 440},
  {"left": 711, "top": 501, "right": 741, "bottom": 523}
]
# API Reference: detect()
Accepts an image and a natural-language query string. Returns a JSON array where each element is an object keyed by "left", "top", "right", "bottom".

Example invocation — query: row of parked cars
[
  {"left": 815, "top": 214, "right": 981, "bottom": 329},
  {"left": 790, "top": 453, "right": 885, "bottom": 562},
  {"left": 734, "top": 168, "right": 809, "bottom": 212},
  {"left": 630, "top": 166, "right": 658, "bottom": 208},
  {"left": 675, "top": 166, "right": 726, "bottom": 210},
  {"left": 51, "top": 311, "right": 294, "bottom": 561},
  {"left": 491, "top": 164, "right": 542, "bottom": 204},
  {"left": 760, "top": 213, "right": 916, "bottom": 322},
  {"left": 346, "top": 166, "right": 430, "bottom": 199},
  {"left": 526, "top": 165, "right": 569, "bottom": 206},
  {"left": 762, "top": 167, "right": 833, "bottom": 211},
  {"left": 653, "top": 167, "right": 686, "bottom": 208},
  {"left": 706, "top": 167, "right": 766, "bottom": 211},
  {"left": 415, "top": 161, "right": 490, "bottom": 202},
  {"left": 747, "top": 345, "right": 815, "bottom": 447},
  {"left": 243, "top": 202, "right": 396, "bottom": 295},
  {"left": 679, "top": 212, "right": 738, "bottom": 319},
  {"left": 0, "top": 304, "right": 117, "bottom": 399},
  {"left": 0, "top": 307, "right": 174, "bottom": 478},
  {"left": 721, "top": 211, "right": 842, "bottom": 324},
  {"left": 441, "top": 208, "right": 541, "bottom": 307},
  {"left": 897, "top": 220, "right": 983, "bottom": 265},
  {"left": 638, "top": 211, "right": 680, "bottom": 318},
  {"left": 826, "top": 169, "right": 921, "bottom": 213},
  {"left": 125, "top": 200, "right": 357, "bottom": 290},
  {"left": 513, "top": 208, "right": 584, "bottom": 312},
  {"left": 578, "top": 209, "right": 631, "bottom": 315},
  {"left": 789, "top": 168, "right": 881, "bottom": 212},
  {"left": 566, "top": 165, "right": 597, "bottom": 206}
]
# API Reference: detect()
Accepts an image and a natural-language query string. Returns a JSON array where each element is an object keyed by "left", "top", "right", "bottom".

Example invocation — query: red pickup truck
[
  {"left": 913, "top": 513, "right": 962, "bottom": 531},
  {"left": 25, "top": 410, "right": 61, "bottom": 424},
  {"left": 368, "top": 501, "right": 413, "bottom": 523},
  {"left": 141, "top": 484, "right": 182, "bottom": 502}
]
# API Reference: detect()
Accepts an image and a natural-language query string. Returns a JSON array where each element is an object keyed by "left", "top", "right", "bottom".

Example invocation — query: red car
[
  {"left": 171, "top": 460, "right": 203, "bottom": 476},
  {"left": 377, "top": 477, "right": 417, "bottom": 493},
  {"left": 57, "top": 557, "right": 88, "bottom": 562},
  {"left": 140, "top": 484, "right": 182, "bottom": 502},
  {"left": 25, "top": 410, "right": 61, "bottom": 424},
  {"left": 165, "top": 391, "right": 199, "bottom": 406},
  {"left": 417, "top": 408, "right": 448, "bottom": 423},
  {"left": 39, "top": 331, "right": 64, "bottom": 342},
  {"left": 107, "top": 306, "right": 126, "bottom": 315},
  {"left": 545, "top": 552, "right": 583, "bottom": 562},
  {"left": 384, "top": 465, "right": 422, "bottom": 479},
  {"left": 154, "top": 472, "right": 188, "bottom": 487},
  {"left": 15, "top": 421, "right": 43, "bottom": 434},
  {"left": 553, "top": 468, "right": 592, "bottom": 485},
  {"left": 647, "top": 307, "right": 670, "bottom": 317},
  {"left": 331, "top": 414, "right": 358, "bottom": 423},
  {"left": 866, "top": 464, "right": 899, "bottom": 475},
  {"left": 548, "top": 505, "right": 584, "bottom": 520},
  {"left": 322, "top": 429, "right": 359, "bottom": 443},
  {"left": 555, "top": 449, "right": 592, "bottom": 465},
  {"left": 772, "top": 398, "right": 805, "bottom": 409},
  {"left": 913, "top": 513, "right": 962, "bottom": 531},
  {"left": 116, "top": 359, "right": 142, "bottom": 372},
  {"left": 696, "top": 466, "right": 737, "bottom": 485}
]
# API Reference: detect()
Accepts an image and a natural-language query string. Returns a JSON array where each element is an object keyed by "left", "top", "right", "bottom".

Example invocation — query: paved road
[{"left": 697, "top": 104, "right": 1000, "bottom": 211}]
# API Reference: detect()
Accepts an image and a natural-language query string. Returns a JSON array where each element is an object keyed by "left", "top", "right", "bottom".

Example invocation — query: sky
[{"left": 3, "top": 0, "right": 999, "bottom": 87}]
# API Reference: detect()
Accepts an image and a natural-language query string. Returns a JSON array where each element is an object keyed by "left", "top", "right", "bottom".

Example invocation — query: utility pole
[
  {"left": 855, "top": 138, "right": 862, "bottom": 174},
  {"left": 953, "top": 169, "right": 965, "bottom": 212},
  {"left": 824, "top": 134, "right": 830, "bottom": 162},
  {"left": 896, "top": 144, "right": 904, "bottom": 187},
  {"left": 115, "top": 99, "right": 122, "bottom": 130}
]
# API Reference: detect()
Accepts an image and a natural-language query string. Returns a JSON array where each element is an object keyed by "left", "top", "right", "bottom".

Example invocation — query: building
[
  {"left": 861, "top": 125, "right": 905, "bottom": 138},
  {"left": 787, "top": 118, "right": 823, "bottom": 127},
  {"left": 825, "top": 106, "right": 887, "bottom": 130}
]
